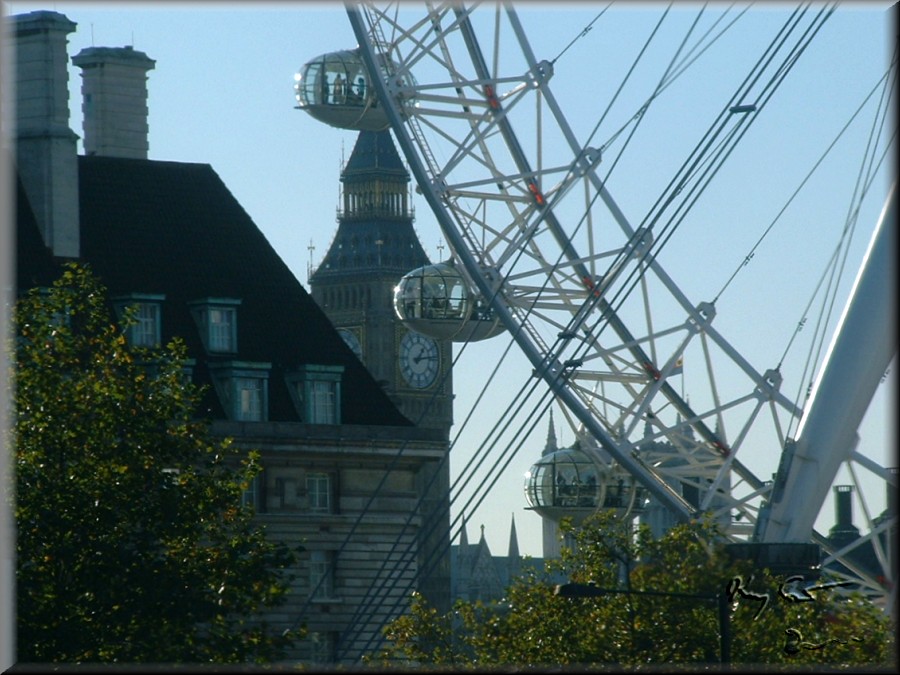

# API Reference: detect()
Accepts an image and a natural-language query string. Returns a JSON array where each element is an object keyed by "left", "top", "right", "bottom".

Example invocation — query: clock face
[
  {"left": 337, "top": 327, "right": 363, "bottom": 361},
  {"left": 399, "top": 331, "right": 439, "bottom": 389}
]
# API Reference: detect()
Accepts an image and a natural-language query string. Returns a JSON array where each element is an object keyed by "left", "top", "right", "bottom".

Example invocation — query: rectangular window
[
  {"left": 277, "top": 477, "right": 299, "bottom": 507},
  {"left": 208, "top": 307, "right": 236, "bottom": 351},
  {"left": 236, "top": 377, "right": 263, "bottom": 421},
  {"left": 113, "top": 294, "right": 164, "bottom": 348},
  {"left": 189, "top": 298, "right": 240, "bottom": 353},
  {"left": 286, "top": 365, "right": 344, "bottom": 425},
  {"left": 307, "top": 472, "right": 331, "bottom": 513},
  {"left": 241, "top": 474, "right": 260, "bottom": 511},
  {"left": 209, "top": 361, "right": 271, "bottom": 423},
  {"left": 131, "top": 302, "right": 160, "bottom": 347},
  {"left": 309, "top": 380, "right": 337, "bottom": 424},
  {"left": 309, "top": 551, "right": 334, "bottom": 599}
]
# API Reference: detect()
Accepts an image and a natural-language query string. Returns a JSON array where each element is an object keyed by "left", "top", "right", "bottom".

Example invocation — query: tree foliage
[
  {"left": 372, "top": 512, "right": 895, "bottom": 668},
  {"left": 13, "top": 264, "right": 300, "bottom": 663}
]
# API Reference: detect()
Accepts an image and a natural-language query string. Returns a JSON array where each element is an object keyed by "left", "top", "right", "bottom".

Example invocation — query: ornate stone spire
[
  {"left": 507, "top": 513, "right": 520, "bottom": 559},
  {"left": 542, "top": 408, "right": 559, "bottom": 456}
]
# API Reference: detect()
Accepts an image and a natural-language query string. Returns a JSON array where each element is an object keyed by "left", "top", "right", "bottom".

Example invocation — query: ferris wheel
[{"left": 298, "top": 1, "right": 896, "bottom": 608}]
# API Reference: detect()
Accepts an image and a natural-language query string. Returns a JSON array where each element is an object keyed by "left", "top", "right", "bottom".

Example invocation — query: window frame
[
  {"left": 209, "top": 361, "right": 271, "bottom": 422},
  {"left": 188, "top": 297, "right": 241, "bottom": 353},
  {"left": 309, "top": 550, "right": 336, "bottom": 600},
  {"left": 306, "top": 472, "right": 332, "bottom": 513},
  {"left": 286, "top": 364, "right": 344, "bottom": 424},
  {"left": 112, "top": 293, "right": 165, "bottom": 348},
  {"left": 241, "top": 472, "right": 266, "bottom": 512}
]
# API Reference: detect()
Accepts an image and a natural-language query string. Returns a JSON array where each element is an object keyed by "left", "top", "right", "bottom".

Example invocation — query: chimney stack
[
  {"left": 13, "top": 10, "right": 80, "bottom": 258},
  {"left": 829, "top": 485, "right": 860, "bottom": 543},
  {"left": 72, "top": 46, "right": 155, "bottom": 159}
]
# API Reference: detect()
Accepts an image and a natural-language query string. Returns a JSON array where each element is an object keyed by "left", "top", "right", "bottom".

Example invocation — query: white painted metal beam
[{"left": 762, "top": 184, "right": 896, "bottom": 542}]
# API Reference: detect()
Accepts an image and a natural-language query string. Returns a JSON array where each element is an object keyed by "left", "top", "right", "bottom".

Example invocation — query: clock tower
[
  {"left": 308, "top": 129, "right": 454, "bottom": 437},
  {"left": 309, "top": 130, "right": 453, "bottom": 612}
]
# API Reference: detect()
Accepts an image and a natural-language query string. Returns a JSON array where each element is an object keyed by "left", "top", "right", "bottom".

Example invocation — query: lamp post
[{"left": 554, "top": 583, "right": 731, "bottom": 665}]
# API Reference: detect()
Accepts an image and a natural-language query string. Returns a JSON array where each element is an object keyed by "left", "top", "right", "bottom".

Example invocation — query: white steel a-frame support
[{"left": 761, "top": 184, "right": 896, "bottom": 543}]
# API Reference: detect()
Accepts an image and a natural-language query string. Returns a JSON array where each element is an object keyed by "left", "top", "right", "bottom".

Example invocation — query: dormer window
[
  {"left": 287, "top": 364, "right": 344, "bottom": 424},
  {"left": 113, "top": 293, "right": 164, "bottom": 347},
  {"left": 209, "top": 361, "right": 271, "bottom": 421},
  {"left": 189, "top": 297, "right": 241, "bottom": 353}
]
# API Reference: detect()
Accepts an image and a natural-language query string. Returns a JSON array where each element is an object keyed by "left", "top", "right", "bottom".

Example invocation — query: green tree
[
  {"left": 13, "top": 264, "right": 301, "bottom": 663},
  {"left": 372, "top": 511, "right": 895, "bottom": 668}
]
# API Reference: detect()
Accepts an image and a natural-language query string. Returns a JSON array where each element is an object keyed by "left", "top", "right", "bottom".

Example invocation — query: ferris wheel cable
[
  {"left": 340, "top": 370, "right": 548, "bottom": 648},
  {"left": 640, "top": 6, "right": 814, "bottom": 225},
  {"left": 585, "top": 5, "right": 720, "bottom": 185},
  {"left": 355, "top": 393, "right": 558, "bottom": 661},
  {"left": 571, "top": 3, "right": 823, "bottom": 338},
  {"left": 336, "top": 337, "right": 541, "bottom": 648},
  {"left": 582, "top": 2, "right": 836, "bottom": 354},
  {"left": 567, "top": 14, "right": 813, "bottom": 389},
  {"left": 712, "top": 69, "right": 893, "bottom": 306},
  {"left": 337, "top": 367, "right": 552, "bottom": 660},
  {"left": 598, "top": 3, "right": 753, "bottom": 154},
  {"left": 577, "top": 3, "right": 677, "bottom": 159},
  {"left": 334, "top": 214, "right": 586, "bottom": 652},
  {"left": 281, "top": 289, "right": 508, "bottom": 634},
  {"left": 345, "top": 393, "right": 556, "bottom": 662},
  {"left": 633, "top": 3, "right": 828, "bottom": 238},
  {"left": 803, "top": 221, "right": 863, "bottom": 421},
  {"left": 547, "top": 2, "right": 610, "bottom": 66},
  {"left": 784, "top": 71, "right": 896, "bottom": 436},
  {"left": 660, "top": 2, "right": 748, "bottom": 89},
  {"left": 572, "top": 6, "right": 832, "bottom": 448},
  {"left": 563, "top": 2, "right": 711, "bottom": 208},
  {"left": 784, "top": 122, "right": 896, "bottom": 440},
  {"left": 343, "top": 380, "right": 561, "bottom": 661}
]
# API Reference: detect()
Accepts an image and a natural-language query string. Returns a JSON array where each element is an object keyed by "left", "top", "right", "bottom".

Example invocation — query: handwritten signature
[
  {"left": 726, "top": 574, "right": 854, "bottom": 620},
  {"left": 725, "top": 575, "right": 863, "bottom": 655},
  {"left": 783, "top": 627, "right": 864, "bottom": 654}
]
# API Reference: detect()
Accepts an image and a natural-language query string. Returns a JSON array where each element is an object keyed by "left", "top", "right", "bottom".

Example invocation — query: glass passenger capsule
[
  {"left": 294, "top": 49, "right": 415, "bottom": 132},
  {"left": 524, "top": 446, "right": 647, "bottom": 522},
  {"left": 393, "top": 262, "right": 505, "bottom": 342}
]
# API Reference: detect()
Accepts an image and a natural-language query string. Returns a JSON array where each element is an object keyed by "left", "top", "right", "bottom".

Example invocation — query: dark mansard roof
[{"left": 15, "top": 154, "right": 413, "bottom": 427}]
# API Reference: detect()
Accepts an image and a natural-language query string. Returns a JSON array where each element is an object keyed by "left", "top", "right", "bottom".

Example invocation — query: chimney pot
[{"left": 72, "top": 45, "right": 156, "bottom": 159}]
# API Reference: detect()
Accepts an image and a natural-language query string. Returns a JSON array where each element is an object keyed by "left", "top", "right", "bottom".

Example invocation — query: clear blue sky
[{"left": 3, "top": 1, "right": 895, "bottom": 558}]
